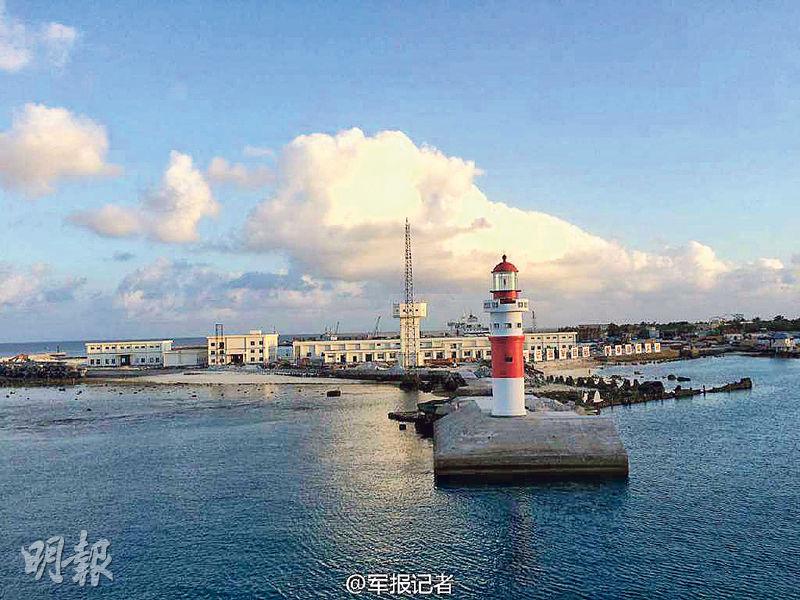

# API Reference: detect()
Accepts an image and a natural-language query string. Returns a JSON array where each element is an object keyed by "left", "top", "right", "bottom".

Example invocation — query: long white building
[
  {"left": 86, "top": 340, "right": 173, "bottom": 367},
  {"left": 85, "top": 340, "right": 208, "bottom": 368},
  {"left": 293, "top": 331, "right": 580, "bottom": 366}
]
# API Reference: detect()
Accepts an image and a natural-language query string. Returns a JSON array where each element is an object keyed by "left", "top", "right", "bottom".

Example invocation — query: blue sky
[{"left": 1, "top": 1, "right": 798, "bottom": 341}]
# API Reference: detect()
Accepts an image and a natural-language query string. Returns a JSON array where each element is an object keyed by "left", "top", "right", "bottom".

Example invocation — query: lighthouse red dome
[{"left": 492, "top": 254, "right": 518, "bottom": 273}]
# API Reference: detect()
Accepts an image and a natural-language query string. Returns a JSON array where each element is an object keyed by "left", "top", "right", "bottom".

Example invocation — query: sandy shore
[{"left": 111, "top": 371, "right": 364, "bottom": 386}]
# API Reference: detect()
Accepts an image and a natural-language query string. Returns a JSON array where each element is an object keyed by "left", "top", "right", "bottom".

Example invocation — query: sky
[{"left": 1, "top": 0, "right": 798, "bottom": 342}]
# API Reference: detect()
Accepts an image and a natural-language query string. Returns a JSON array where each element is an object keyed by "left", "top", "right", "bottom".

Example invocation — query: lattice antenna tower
[{"left": 404, "top": 218, "right": 416, "bottom": 369}]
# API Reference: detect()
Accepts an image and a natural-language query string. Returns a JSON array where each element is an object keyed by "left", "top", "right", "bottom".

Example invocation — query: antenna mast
[{"left": 404, "top": 218, "right": 416, "bottom": 369}]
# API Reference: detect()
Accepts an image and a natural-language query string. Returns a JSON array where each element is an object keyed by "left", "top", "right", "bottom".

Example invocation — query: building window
[
  {"left": 505, "top": 323, "right": 512, "bottom": 329},
  {"left": 493, "top": 323, "right": 499, "bottom": 329},
  {"left": 516, "top": 323, "right": 522, "bottom": 328},
  {"left": 505, "top": 356, "right": 513, "bottom": 363},
  {"left": 250, "top": 341, "right": 255, "bottom": 346}
]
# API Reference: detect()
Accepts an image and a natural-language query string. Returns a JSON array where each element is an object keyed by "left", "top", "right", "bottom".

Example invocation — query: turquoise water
[{"left": 0, "top": 356, "right": 798, "bottom": 598}]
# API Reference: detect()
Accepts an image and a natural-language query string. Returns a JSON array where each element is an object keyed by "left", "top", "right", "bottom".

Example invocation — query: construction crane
[{"left": 404, "top": 218, "right": 417, "bottom": 369}]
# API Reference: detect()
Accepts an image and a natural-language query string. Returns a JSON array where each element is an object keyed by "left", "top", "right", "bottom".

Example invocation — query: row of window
[
  {"left": 209, "top": 340, "right": 265, "bottom": 347},
  {"left": 87, "top": 344, "right": 161, "bottom": 352},
  {"left": 209, "top": 357, "right": 267, "bottom": 365},
  {"left": 492, "top": 322, "right": 523, "bottom": 329},
  {"left": 88, "top": 357, "right": 161, "bottom": 366}
]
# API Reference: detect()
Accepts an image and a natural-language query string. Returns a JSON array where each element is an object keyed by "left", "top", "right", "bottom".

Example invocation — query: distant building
[
  {"left": 769, "top": 332, "right": 796, "bottom": 352},
  {"left": 447, "top": 312, "right": 490, "bottom": 337},
  {"left": 293, "top": 331, "right": 580, "bottom": 365},
  {"left": 724, "top": 333, "right": 744, "bottom": 344},
  {"left": 164, "top": 345, "right": 208, "bottom": 367},
  {"left": 207, "top": 330, "right": 279, "bottom": 366},
  {"left": 85, "top": 340, "right": 172, "bottom": 367},
  {"left": 577, "top": 324, "right": 608, "bottom": 342}
]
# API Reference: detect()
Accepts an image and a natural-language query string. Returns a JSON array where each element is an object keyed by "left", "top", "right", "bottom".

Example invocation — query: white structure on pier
[
  {"left": 484, "top": 255, "right": 529, "bottom": 417},
  {"left": 392, "top": 301, "right": 427, "bottom": 368}
]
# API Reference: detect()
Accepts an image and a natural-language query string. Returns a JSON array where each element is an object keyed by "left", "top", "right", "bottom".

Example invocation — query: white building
[
  {"left": 769, "top": 333, "right": 796, "bottom": 352},
  {"left": 207, "top": 330, "right": 279, "bottom": 366},
  {"left": 293, "top": 331, "right": 579, "bottom": 366},
  {"left": 724, "top": 333, "right": 744, "bottom": 344},
  {"left": 86, "top": 340, "right": 173, "bottom": 367},
  {"left": 163, "top": 346, "right": 208, "bottom": 367}
]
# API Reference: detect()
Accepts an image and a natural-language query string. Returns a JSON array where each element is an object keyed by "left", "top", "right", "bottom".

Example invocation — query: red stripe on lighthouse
[{"left": 490, "top": 335, "right": 525, "bottom": 378}]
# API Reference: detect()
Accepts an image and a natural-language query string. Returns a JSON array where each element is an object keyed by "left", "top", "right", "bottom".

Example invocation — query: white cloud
[
  {"left": 70, "top": 204, "right": 142, "bottom": 238},
  {"left": 241, "top": 128, "right": 800, "bottom": 325},
  {"left": 113, "top": 258, "right": 367, "bottom": 330},
  {"left": 70, "top": 151, "right": 219, "bottom": 243},
  {"left": 0, "top": 104, "right": 119, "bottom": 196},
  {"left": 40, "top": 21, "right": 78, "bottom": 67},
  {"left": 0, "top": 2, "right": 77, "bottom": 72},
  {"left": 207, "top": 157, "right": 273, "bottom": 189},
  {"left": 0, "top": 262, "right": 85, "bottom": 311}
]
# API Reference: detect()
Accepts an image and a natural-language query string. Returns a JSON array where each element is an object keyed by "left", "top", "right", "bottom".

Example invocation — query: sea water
[{"left": 0, "top": 355, "right": 797, "bottom": 598}]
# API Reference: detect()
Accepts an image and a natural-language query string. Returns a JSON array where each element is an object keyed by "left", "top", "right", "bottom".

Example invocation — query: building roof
[
  {"left": 771, "top": 332, "right": 792, "bottom": 339},
  {"left": 492, "top": 254, "right": 518, "bottom": 273}
]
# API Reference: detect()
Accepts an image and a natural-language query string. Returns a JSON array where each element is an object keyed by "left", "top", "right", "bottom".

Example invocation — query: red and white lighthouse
[{"left": 484, "top": 255, "right": 530, "bottom": 417}]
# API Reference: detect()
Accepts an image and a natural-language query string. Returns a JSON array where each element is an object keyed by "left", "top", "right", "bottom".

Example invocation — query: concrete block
[{"left": 434, "top": 398, "right": 629, "bottom": 482}]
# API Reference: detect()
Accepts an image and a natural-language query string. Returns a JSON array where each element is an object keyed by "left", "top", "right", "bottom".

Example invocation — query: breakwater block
[{"left": 434, "top": 398, "right": 629, "bottom": 482}]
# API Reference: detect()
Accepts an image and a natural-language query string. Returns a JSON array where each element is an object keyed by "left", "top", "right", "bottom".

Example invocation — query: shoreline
[{"left": 0, "top": 351, "right": 787, "bottom": 389}]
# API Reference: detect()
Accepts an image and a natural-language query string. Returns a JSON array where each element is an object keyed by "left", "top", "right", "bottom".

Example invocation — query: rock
[
  {"left": 667, "top": 374, "right": 677, "bottom": 381},
  {"left": 638, "top": 380, "right": 665, "bottom": 395}
]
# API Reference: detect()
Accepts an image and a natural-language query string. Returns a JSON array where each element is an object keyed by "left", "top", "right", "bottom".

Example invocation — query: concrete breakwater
[
  {"left": 273, "top": 366, "right": 467, "bottom": 392},
  {"left": 390, "top": 395, "right": 630, "bottom": 481},
  {"left": 540, "top": 374, "right": 753, "bottom": 409},
  {"left": 433, "top": 399, "right": 629, "bottom": 481}
]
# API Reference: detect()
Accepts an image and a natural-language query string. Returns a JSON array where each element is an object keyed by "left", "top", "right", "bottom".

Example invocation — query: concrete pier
[{"left": 433, "top": 398, "right": 629, "bottom": 481}]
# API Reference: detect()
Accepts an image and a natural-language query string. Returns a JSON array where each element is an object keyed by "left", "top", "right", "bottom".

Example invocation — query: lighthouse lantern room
[{"left": 484, "top": 255, "right": 530, "bottom": 417}]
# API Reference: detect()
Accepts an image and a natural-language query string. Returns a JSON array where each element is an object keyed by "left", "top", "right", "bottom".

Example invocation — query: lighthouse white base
[{"left": 491, "top": 377, "right": 526, "bottom": 417}]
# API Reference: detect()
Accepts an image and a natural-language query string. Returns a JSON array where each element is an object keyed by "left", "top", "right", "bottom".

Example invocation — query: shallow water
[{"left": 1, "top": 355, "right": 798, "bottom": 598}]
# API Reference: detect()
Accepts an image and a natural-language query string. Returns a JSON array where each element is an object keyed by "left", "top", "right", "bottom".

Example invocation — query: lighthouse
[{"left": 484, "top": 255, "right": 530, "bottom": 417}]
